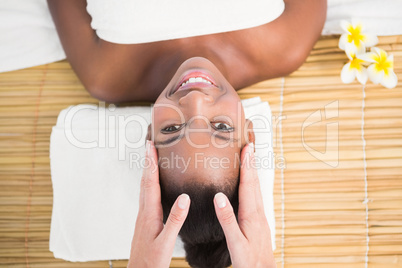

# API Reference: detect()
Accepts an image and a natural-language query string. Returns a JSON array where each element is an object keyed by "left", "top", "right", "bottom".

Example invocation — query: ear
[
  {"left": 245, "top": 119, "right": 255, "bottom": 145},
  {"left": 145, "top": 124, "right": 152, "bottom": 142}
]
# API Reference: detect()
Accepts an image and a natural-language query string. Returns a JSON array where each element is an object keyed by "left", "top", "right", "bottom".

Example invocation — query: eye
[
  {"left": 212, "top": 122, "right": 234, "bottom": 132},
  {"left": 161, "top": 124, "right": 184, "bottom": 133}
]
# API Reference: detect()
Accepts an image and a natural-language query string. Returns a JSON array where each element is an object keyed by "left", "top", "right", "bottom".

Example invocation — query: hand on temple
[
  {"left": 214, "top": 143, "right": 277, "bottom": 268},
  {"left": 128, "top": 140, "right": 191, "bottom": 268}
]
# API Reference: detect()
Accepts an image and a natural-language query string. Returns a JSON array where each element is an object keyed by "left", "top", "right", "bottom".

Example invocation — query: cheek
[
  {"left": 215, "top": 95, "right": 243, "bottom": 119},
  {"left": 152, "top": 106, "right": 183, "bottom": 132},
  {"left": 153, "top": 107, "right": 174, "bottom": 122}
]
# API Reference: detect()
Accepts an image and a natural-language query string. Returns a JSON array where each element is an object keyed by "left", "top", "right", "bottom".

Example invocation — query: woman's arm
[
  {"left": 47, "top": 0, "right": 149, "bottom": 102},
  {"left": 247, "top": 0, "right": 327, "bottom": 81},
  {"left": 47, "top": 1, "right": 102, "bottom": 94},
  {"left": 264, "top": 0, "right": 327, "bottom": 79}
]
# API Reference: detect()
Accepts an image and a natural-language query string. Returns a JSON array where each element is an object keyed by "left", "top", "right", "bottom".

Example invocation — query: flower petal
[
  {"left": 351, "top": 19, "right": 364, "bottom": 30},
  {"left": 345, "top": 45, "right": 356, "bottom": 60},
  {"left": 354, "top": 42, "right": 366, "bottom": 55},
  {"left": 341, "top": 63, "right": 356, "bottom": 84},
  {"left": 356, "top": 67, "right": 368, "bottom": 85},
  {"left": 340, "top": 20, "right": 351, "bottom": 33},
  {"left": 371, "top": 47, "right": 386, "bottom": 57},
  {"left": 357, "top": 52, "right": 377, "bottom": 63},
  {"left": 339, "top": 34, "right": 349, "bottom": 50},
  {"left": 381, "top": 71, "right": 398, "bottom": 89},
  {"left": 388, "top": 54, "right": 394, "bottom": 63},
  {"left": 344, "top": 42, "right": 362, "bottom": 55},
  {"left": 363, "top": 33, "right": 378, "bottom": 48},
  {"left": 367, "top": 64, "right": 384, "bottom": 84}
]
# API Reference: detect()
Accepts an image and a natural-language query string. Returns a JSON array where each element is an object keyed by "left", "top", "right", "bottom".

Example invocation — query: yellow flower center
[
  {"left": 371, "top": 50, "right": 393, "bottom": 76},
  {"left": 347, "top": 24, "right": 365, "bottom": 47},
  {"left": 349, "top": 54, "right": 364, "bottom": 71}
]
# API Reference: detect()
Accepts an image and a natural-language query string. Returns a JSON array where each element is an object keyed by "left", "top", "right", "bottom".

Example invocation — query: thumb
[
  {"left": 214, "top": 192, "right": 246, "bottom": 251},
  {"left": 160, "top": 194, "right": 190, "bottom": 245}
]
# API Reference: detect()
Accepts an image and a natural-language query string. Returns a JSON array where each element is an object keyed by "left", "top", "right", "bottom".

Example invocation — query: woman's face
[{"left": 151, "top": 57, "right": 253, "bottom": 186}]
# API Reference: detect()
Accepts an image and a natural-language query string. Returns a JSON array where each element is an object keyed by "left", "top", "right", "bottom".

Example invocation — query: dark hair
[{"left": 160, "top": 174, "right": 239, "bottom": 268}]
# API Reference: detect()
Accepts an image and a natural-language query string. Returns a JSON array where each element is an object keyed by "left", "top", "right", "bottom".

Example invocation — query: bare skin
[
  {"left": 150, "top": 57, "right": 254, "bottom": 187},
  {"left": 47, "top": 0, "right": 326, "bottom": 103}
]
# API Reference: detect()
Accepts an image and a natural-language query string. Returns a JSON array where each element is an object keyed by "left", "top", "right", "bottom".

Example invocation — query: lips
[{"left": 171, "top": 69, "right": 218, "bottom": 95}]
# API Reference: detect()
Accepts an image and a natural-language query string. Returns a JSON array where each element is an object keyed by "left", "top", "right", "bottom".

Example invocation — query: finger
[
  {"left": 139, "top": 140, "right": 161, "bottom": 211},
  {"left": 214, "top": 192, "right": 246, "bottom": 252},
  {"left": 158, "top": 194, "right": 191, "bottom": 254},
  {"left": 239, "top": 143, "right": 261, "bottom": 214},
  {"left": 253, "top": 168, "right": 265, "bottom": 215}
]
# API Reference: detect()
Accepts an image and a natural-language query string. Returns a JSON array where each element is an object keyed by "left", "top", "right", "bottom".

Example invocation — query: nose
[
  {"left": 178, "top": 90, "right": 214, "bottom": 107},
  {"left": 178, "top": 90, "right": 214, "bottom": 130}
]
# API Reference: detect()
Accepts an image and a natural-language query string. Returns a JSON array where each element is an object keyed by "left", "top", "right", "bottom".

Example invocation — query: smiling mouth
[
  {"left": 181, "top": 77, "right": 212, "bottom": 87},
  {"left": 171, "top": 70, "right": 219, "bottom": 95}
]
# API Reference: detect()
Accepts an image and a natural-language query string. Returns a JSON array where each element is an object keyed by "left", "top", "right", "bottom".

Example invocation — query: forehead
[
  {"left": 158, "top": 142, "right": 241, "bottom": 186},
  {"left": 159, "top": 152, "right": 239, "bottom": 186},
  {"left": 158, "top": 136, "right": 241, "bottom": 164}
]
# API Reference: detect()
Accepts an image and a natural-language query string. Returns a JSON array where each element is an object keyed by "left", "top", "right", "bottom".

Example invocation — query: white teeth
[{"left": 181, "top": 77, "right": 212, "bottom": 87}]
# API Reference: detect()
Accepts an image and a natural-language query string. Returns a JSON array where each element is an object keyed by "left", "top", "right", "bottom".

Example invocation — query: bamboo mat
[{"left": 0, "top": 35, "right": 401, "bottom": 268}]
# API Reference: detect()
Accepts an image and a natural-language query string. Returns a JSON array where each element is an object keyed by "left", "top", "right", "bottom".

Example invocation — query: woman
[{"left": 47, "top": 0, "right": 326, "bottom": 266}]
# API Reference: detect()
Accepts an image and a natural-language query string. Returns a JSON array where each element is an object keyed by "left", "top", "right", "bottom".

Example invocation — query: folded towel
[{"left": 49, "top": 97, "right": 276, "bottom": 262}]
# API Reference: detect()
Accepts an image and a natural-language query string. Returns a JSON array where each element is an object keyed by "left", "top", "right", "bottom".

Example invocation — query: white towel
[
  {"left": 0, "top": 0, "right": 65, "bottom": 73},
  {"left": 1, "top": 0, "right": 402, "bottom": 73},
  {"left": 49, "top": 97, "right": 276, "bottom": 262},
  {"left": 86, "top": 0, "right": 284, "bottom": 44},
  {"left": 323, "top": 0, "right": 402, "bottom": 36}
]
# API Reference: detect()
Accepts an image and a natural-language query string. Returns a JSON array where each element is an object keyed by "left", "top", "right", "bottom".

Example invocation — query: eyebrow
[{"left": 155, "top": 133, "right": 237, "bottom": 146}]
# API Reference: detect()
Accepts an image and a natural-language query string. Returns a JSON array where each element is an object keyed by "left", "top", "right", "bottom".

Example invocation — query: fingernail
[
  {"left": 146, "top": 140, "right": 151, "bottom": 156},
  {"left": 215, "top": 192, "right": 227, "bottom": 209},
  {"left": 178, "top": 194, "right": 190, "bottom": 209}
]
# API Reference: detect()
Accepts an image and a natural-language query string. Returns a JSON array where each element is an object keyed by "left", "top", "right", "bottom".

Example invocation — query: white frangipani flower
[
  {"left": 358, "top": 47, "right": 398, "bottom": 89},
  {"left": 341, "top": 46, "right": 368, "bottom": 85},
  {"left": 339, "top": 20, "right": 378, "bottom": 54}
]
